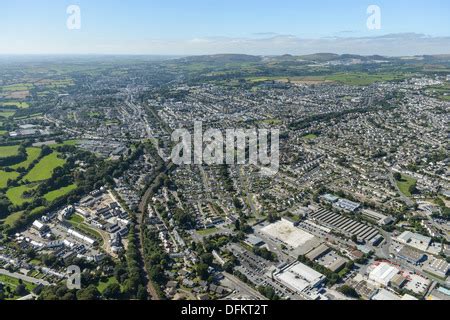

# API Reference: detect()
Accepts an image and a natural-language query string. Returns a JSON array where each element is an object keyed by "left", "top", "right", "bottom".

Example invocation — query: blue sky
[{"left": 1, "top": 0, "right": 450, "bottom": 55}]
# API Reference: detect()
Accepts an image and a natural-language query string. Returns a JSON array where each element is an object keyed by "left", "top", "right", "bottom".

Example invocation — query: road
[{"left": 0, "top": 268, "right": 50, "bottom": 286}]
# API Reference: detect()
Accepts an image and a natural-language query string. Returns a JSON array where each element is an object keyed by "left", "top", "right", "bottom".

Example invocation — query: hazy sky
[{"left": 1, "top": 0, "right": 450, "bottom": 55}]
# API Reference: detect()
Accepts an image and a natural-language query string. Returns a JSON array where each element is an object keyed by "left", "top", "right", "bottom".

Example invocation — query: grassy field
[
  {"left": 0, "top": 273, "right": 36, "bottom": 300},
  {"left": 0, "top": 145, "right": 20, "bottom": 158},
  {"left": 0, "top": 130, "right": 7, "bottom": 136},
  {"left": 6, "top": 184, "right": 39, "bottom": 206},
  {"left": 1, "top": 83, "right": 33, "bottom": 91},
  {"left": 10, "top": 147, "right": 41, "bottom": 170},
  {"left": 3, "top": 206, "right": 45, "bottom": 227},
  {"left": 396, "top": 174, "right": 417, "bottom": 197},
  {"left": 196, "top": 227, "right": 219, "bottom": 236},
  {"left": 246, "top": 72, "right": 410, "bottom": 86},
  {"left": 0, "top": 101, "right": 29, "bottom": 109},
  {"left": 3, "top": 210, "right": 24, "bottom": 227},
  {"left": 0, "top": 170, "right": 20, "bottom": 188},
  {"left": 302, "top": 133, "right": 318, "bottom": 140},
  {"left": 50, "top": 139, "right": 79, "bottom": 149},
  {"left": 23, "top": 152, "right": 65, "bottom": 182},
  {"left": 0, "top": 111, "right": 16, "bottom": 118},
  {"left": 97, "top": 276, "right": 120, "bottom": 293},
  {"left": 44, "top": 184, "right": 77, "bottom": 202},
  {"left": 69, "top": 213, "right": 84, "bottom": 224}
]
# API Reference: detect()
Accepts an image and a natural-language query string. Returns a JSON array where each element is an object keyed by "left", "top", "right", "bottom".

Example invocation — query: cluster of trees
[
  {"left": 122, "top": 224, "right": 148, "bottom": 300},
  {"left": 0, "top": 279, "right": 29, "bottom": 300},
  {"left": 257, "top": 285, "right": 280, "bottom": 300},
  {"left": 173, "top": 208, "right": 195, "bottom": 230},
  {"left": 252, "top": 247, "right": 278, "bottom": 262},
  {"left": 142, "top": 228, "right": 170, "bottom": 295},
  {"left": 338, "top": 285, "right": 360, "bottom": 299},
  {"left": 38, "top": 284, "right": 101, "bottom": 300},
  {"left": 220, "top": 165, "right": 235, "bottom": 192}
]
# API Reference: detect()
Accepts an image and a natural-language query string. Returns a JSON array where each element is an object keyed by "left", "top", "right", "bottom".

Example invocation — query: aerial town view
[{"left": 0, "top": 0, "right": 449, "bottom": 310}]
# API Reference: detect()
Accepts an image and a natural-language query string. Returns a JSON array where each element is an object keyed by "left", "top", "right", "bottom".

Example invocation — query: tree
[
  {"left": 76, "top": 285, "right": 100, "bottom": 300},
  {"left": 200, "top": 253, "right": 214, "bottom": 265},
  {"left": 393, "top": 172, "right": 402, "bottom": 181},
  {"left": 15, "top": 284, "right": 28, "bottom": 296},
  {"left": 196, "top": 263, "right": 209, "bottom": 280},
  {"left": 338, "top": 285, "right": 360, "bottom": 299},
  {"left": 103, "top": 283, "right": 122, "bottom": 300},
  {"left": 136, "top": 285, "right": 148, "bottom": 300}
]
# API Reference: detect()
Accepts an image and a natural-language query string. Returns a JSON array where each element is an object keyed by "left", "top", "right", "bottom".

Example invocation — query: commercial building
[
  {"left": 361, "top": 209, "right": 394, "bottom": 226},
  {"left": 396, "top": 246, "right": 426, "bottom": 265},
  {"left": 245, "top": 235, "right": 265, "bottom": 248},
  {"left": 310, "top": 208, "right": 380, "bottom": 243},
  {"left": 371, "top": 288, "right": 401, "bottom": 300},
  {"left": 333, "top": 199, "right": 361, "bottom": 212},
  {"left": 369, "top": 262, "right": 400, "bottom": 287},
  {"left": 274, "top": 262, "right": 326, "bottom": 294},
  {"left": 395, "top": 231, "right": 432, "bottom": 252},
  {"left": 423, "top": 258, "right": 449, "bottom": 279}
]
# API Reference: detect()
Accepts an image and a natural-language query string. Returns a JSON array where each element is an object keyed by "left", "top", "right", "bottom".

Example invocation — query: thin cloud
[{"left": 1, "top": 33, "right": 450, "bottom": 56}]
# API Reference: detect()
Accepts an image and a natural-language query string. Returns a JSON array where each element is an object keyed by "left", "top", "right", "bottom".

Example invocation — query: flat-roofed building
[
  {"left": 395, "top": 231, "right": 431, "bottom": 252},
  {"left": 306, "top": 244, "right": 330, "bottom": 261},
  {"left": 274, "top": 262, "right": 326, "bottom": 294},
  {"left": 397, "top": 246, "right": 426, "bottom": 265},
  {"left": 371, "top": 288, "right": 401, "bottom": 300},
  {"left": 424, "top": 258, "right": 449, "bottom": 279},
  {"left": 369, "top": 262, "right": 400, "bottom": 287}
]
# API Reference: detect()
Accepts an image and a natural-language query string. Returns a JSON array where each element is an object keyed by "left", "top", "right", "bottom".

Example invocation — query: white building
[
  {"left": 369, "top": 262, "right": 400, "bottom": 287},
  {"left": 395, "top": 231, "right": 431, "bottom": 252},
  {"left": 274, "top": 262, "right": 326, "bottom": 294}
]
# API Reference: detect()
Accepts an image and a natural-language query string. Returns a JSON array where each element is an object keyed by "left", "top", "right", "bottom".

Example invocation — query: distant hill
[{"left": 178, "top": 54, "right": 262, "bottom": 64}]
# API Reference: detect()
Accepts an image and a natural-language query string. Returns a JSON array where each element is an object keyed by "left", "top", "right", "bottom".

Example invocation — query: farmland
[
  {"left": 43, "top": 184, "right": 77, "bottom": 202},
  {"left": 0, "top": 145, "right": 20, "bottom": 158},
  {"left": 6, "top": 184, "right": 39, "bottom": 206},
  {"left": 10, "top": 147, "right": 41, "bottom": 170},
  {"left": 0, "top": 170, "right": 20, "bottom": 188},
  {"left": 22, "top": 152, "right": 66, "bottom": 182}
]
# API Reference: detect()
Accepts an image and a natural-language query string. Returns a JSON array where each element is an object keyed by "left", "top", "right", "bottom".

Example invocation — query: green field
[
  {"left": 1, "top": 83, "right": 33, "bottom": 91},
  {"left": 69, "top": 213, "right": 84, "bottom": 224},
  {"left": 6, "top": 184, "right": 39, "bottom": 206},
  {"left": 247, "top": 72, "right": 410, "bottom": 86},
  {"left": 0, "top": 101, "right": 30, "bottom": 109},
  {"left": 0, "top": 111, "right": 15, "bottom": 118},
  {"left": 10, "top": 147, "right": 41, "bottom": 170},
  {"left": 50, "top": 139, "right": 79, "bottom": 149},
  {"left": 0, "top": 145, "right": 20, "bottom": 158},
  {"left": 97, "top": 276, "right": 120, "bottom": 293},
  {"left": 22, "top": 152, "right": 66, "bottom": 182},
  {"left": 0, "top": 130, "right": 7, "bottom": 136},
  {"left": 3, "top": 210, "right": 24, "bottom": 227},
  {"left": 3, "top": 206, "right": 45, "bottom": 227},
  {"left": 197, "top": 227, "right": 219, "bottom": 236},
  {"left": 396, "top": 174, "right": 417, "bottom": 197},
  {"left": 44, "top": 184, "right": 77, "bottom": 202},
  {"left": 302, "top": 133, "right": 318, "bottom": 140},
  {"left": 0, "top": 273, "right": 36, "bottom": 300},
  {"left": 0, "top": 170, "right": 20, "bottom": 188}
]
